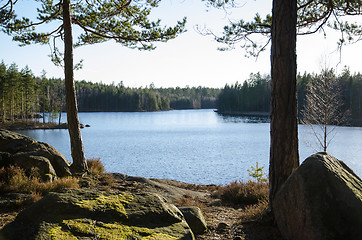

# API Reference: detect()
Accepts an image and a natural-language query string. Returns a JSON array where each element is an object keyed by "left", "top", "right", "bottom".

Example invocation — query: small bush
[
  {"left": 86, "top": 158, "right": 105, "bottom": 175},
  {"left": 239, "top": 199, "right": 269, "bottom": 222},
  {"left": 173, "top": 194, "right": 206, "bottom": 210},
  {"left": 0, "top": 166, "right": 29, "bottom": 193},
  {"left": 0, "top": 166, "right": 79, "bottom": 197},
  {"left": 212, "top": 180, "right": 269, "bottom": 206}
]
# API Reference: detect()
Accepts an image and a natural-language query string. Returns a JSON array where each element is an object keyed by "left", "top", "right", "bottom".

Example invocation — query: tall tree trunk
[
  {"left": 59, "top": 104, "right": 62, "bottom": 126},
  {"left": 2, "top": 94, "right": 5, "bottom": 123},
  {"left": 269, "top": 0, "right": 299, "bottom": 210},
  {"left": 10, "top": 90, "right": 14, "bottom": 123},
  {"left": 62, "top": 0, "right": 88, "bottom": 174}
]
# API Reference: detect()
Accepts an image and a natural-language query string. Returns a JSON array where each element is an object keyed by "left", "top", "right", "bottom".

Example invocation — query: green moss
[
  {"left": 75, "top": 193, "right": 134, "bottom": 217},
  {"left": 55, "top": 218, "right": 179, "bottom": 240},
  {"left": 48, "top": 226, "right": 77, "bottom": 240},
  {"left": 142, "top": 233, "right": 178, "bottom": 239},
  {"left": 153, "top": 221, "right": 194, "bottom": 239}
]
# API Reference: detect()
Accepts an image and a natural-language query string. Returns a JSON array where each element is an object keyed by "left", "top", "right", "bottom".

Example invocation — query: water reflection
[{"left": 218, "top": 114, "right": 270, "bottom": 124}]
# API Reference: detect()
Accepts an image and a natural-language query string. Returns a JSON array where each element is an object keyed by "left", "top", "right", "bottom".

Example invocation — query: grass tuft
[
  {"left": 173, "top": 194, "right": 206, "bottom": 210},
  {"left": 86, "top": 158, "right": 105, "bottom": 175},
  {"left": 239, "top": 199, "right": 269, "bottom": 222},
  {"left": 212, "top": 180, "right": 269, "bottom": 206},
  {"left": 0, "top": 166, "right": 79, "bottom": 203}
]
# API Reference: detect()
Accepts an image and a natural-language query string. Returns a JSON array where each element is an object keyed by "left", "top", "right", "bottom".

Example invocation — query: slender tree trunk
[
  {"left": 21, "top": 91, "right": 24, "bottom": 121},
  {"left": 269, "top": 0, "right": 299, "bottom": 210},
  {"left": 2, "top": 94, "right": 5, "bottom": 123},
  {"left": 62, "top": 0, "right": 88, "bottom": 174},
  {"left": 59, "top": 105, "right": 62, "bottom": 126},
  {"left": 10, "top": 90, "right": 14, "bottom": 123}
]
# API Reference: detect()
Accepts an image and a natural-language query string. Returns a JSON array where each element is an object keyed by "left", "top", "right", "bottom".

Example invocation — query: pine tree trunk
[
  {"left": 62, "top": 0, "right": 88, "bottom": 174},
  {"left": 269, "top": 0, "right": 299, "bottom": 210},
  {"left": 2, "top": 94, "right": 5, "bottom": 123}
]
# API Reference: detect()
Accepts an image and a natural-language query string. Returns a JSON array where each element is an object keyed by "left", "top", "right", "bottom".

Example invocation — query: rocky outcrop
[
  {"left": 124, "top": 175, "right": 207, "bottom": 201},
  {"left": 0, "top": 189, "right": 195, "bottom": 240},
  {"left": 273, "top": 152, "right": 362, "bottom": 240},
  {"left": 179, "top": 206, "right": 207, "bottom": 235},
  {"left": 0, "top": 129, "right": 71, "bottom": 179}
]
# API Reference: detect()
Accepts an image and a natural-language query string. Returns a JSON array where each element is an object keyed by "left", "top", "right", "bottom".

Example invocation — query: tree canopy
[
  {"left": 1, "top": 0, "right": 186, "bottom": 63},
  {"left": 1, "top": 0, "right": 186, "bottom": 174},
  {"left": 208, "top": 0, "right": 362, "bottom": 56}
]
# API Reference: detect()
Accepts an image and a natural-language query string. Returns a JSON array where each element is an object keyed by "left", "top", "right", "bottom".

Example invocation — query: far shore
[
  {"left": 215, "top": 110, "right": 270, "bottom": 118},
  {"left": 1, "top": 121, "right": 90, "bottom": 131}
]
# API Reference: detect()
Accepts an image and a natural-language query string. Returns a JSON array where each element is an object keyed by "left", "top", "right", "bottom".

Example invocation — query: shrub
[
  {"left": 173, "top": 194, "right": 206, "bottom": 210},
  {"left": 0, "top": 166, "right": 29, "bottom": 193},
  {"left": 86, "top": 158, "right": 105, "bottom": 175},
  {"left": 212, "top": 180, "right": 269, "bottom": 206},
  {"left": 0, "top": 166, "right": 79, "bottom": 200},
  {"left": 239, "top": 199, "right": 269, "bottom": 222}
]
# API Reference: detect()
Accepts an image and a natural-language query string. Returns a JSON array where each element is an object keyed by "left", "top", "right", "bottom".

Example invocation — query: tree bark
[
  {"left": 62, "top": 0, "right": 88, "bottom": 174},
  {"left": 269, "top": 0, "right": 299, "bottom": 210}
]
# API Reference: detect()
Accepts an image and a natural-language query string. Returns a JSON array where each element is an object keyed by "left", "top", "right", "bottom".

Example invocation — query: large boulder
[
  {"left": 0, "top": 129, "right": 71, "bottom": 179},
  {"left": 0, "top": 189, "right": 194, "bottom": 240},
  {"left": 273, "top": 152, "right": 362, "bottom": 240}
]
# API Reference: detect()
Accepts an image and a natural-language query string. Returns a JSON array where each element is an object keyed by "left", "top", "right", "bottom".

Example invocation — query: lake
[{"left": 16, "top": 109, "right": 362, "bottom": 185}]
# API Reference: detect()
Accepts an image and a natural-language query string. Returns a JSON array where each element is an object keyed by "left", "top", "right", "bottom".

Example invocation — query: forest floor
[{"left": 0, "top": 171, "right": 283, "bottom": 240}]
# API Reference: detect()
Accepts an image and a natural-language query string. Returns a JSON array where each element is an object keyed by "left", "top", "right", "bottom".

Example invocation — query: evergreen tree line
[
  {"left": 0, "top": 61, "right": 220, "bottom": 123},
  {"left": 0, "top": 61, "right": 64, "bottom": 124},
  {"left": 218, "top": 69, "right": 362, "bottom": 125},
  {"left": 76, "top": 81, "right": 220, "bottom": 112}
]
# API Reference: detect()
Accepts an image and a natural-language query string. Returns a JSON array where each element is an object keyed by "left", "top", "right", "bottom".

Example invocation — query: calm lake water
[{"left": 17, "top": 109, "right": 362, "bottom": 185}]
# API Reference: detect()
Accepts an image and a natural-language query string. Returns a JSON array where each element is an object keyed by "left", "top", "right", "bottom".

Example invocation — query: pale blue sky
[{"left": 1, "top": 0, "right": 362, "bottom": 88}]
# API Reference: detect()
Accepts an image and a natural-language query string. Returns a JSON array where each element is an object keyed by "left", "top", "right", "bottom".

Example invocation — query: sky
[{"left": 1, "top": 0, "right": 362, "bottom": 88}]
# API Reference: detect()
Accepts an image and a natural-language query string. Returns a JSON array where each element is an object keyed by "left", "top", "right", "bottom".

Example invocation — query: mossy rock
[
  {"left": 0, "top": 129, "right": 71, "bottom": 178},
  {"left": 0, "top": 189, "right": 194, "bottom": 240},
  {"left": 273, "top": 152, "right": 362, "bottom": 240}
]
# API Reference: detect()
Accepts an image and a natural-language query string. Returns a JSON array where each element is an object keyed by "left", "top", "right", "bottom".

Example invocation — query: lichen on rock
[
  {"left": 48, "top": 226, "right": 77, "bottom": 240},
  {"left": 46, "top": 218, "right": 181, "bottom": 240},
  {"left": 0, "top": 189, "right": 194, "bottom": 240},
  {"left": 75, "top": 193, "right": 134, "bottom": 217}
]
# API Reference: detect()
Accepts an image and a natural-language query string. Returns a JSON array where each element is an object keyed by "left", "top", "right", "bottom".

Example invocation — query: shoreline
[
  {"left": 0, "top": 121, "right": 89, "bottom": 131},
  {"left": 215, "top": 110, "right": 270, "bottom": 118}
]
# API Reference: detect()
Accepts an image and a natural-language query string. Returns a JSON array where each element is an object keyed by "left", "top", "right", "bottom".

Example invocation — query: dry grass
[
  {"left": 212, "top": 180, "right": 269, "bottom": 206},
  {"left": 0, "top": 166, "right": 79, "bottom": 203},
  {"left": 239, "top": 199, "right": 269, "bottom": 222},
  {"left": 79, "top": 159, "right": 115, "bottom": 190},
  {"left": 173, "top": 194, "right": 206, "bottom": 211},
  {"left": 87, "top": 158, "right": 105, "bottom": 175}
]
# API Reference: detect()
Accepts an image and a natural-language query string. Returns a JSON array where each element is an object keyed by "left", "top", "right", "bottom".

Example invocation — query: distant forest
[
  {"left": 2, "top": 60, "right": 362, "bottom": 126},
  {"left": 0, "top": 61, "right": 220, "bottom": 123},
  {"left": 217, "top": 69, "right": 362, "bottom": 125}
]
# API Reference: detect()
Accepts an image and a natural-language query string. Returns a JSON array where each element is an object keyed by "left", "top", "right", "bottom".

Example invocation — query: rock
[
  {"left": 125, "top": 176, "right": 207, "bottom": 201},
  {"left": 0, "top": 129, "right": 71, "bottom": 178},
  {"left": 179, "top": 206, "right": 207, "bottom": 235},
  {"left": 11, "top": 154, "right": 56, "bottom": 181},
  {"left": 273, "top": 152, "right": 362, "bottom": 240},
  {"left": 85, "top": 124, "right": 90, "bottom": 127},
  {"left": 0, "top": 189, "right": 195, "bottom": 240}
]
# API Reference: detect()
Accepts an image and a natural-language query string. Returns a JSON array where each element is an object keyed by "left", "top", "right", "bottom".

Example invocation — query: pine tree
[
  {"left": 2, "top": 0, "right": 186, "bottom": 173},
  {"left": 207, "top": 0, "right": 362, "bottom": 209}
]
